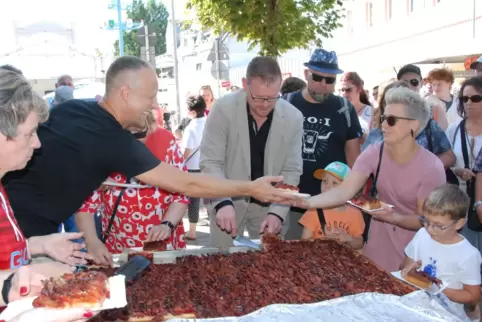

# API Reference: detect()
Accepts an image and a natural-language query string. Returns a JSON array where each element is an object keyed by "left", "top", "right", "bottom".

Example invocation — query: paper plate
[
  {"left": 391, "top": 271, "right": 448, "bottom": 295},
  {"left": 347, "top": 200, "right": 394, "bottom": 213},
  {"left": 278, "top": 190, "right": 311, "bottom": 198},
  {"left": 102, "top": 181, "right": 149, "bottom": 189},
  {"left": 0, "top": 275, "right": 127, "bottom": 321}
]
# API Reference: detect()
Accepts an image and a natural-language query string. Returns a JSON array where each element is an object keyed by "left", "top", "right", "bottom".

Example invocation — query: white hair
[{"left": 385, "top": 87, "right": 430, "bottom": 136}]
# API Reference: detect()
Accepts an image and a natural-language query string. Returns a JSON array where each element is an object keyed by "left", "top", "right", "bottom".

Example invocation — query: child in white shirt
[{"left": 402, "top": 184, "right": 482, "bottom": 320}]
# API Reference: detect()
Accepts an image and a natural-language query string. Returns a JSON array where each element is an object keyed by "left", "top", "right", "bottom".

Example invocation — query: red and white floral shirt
[{"left": 78, "top": 128, "right": 189, "bottom": 253}]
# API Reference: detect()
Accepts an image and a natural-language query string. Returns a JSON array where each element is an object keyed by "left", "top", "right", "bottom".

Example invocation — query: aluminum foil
[{"left": 167, "top": 291, "right": 469, "bottom": 322}]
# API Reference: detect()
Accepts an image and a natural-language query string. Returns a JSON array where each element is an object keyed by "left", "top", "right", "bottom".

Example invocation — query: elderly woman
[
  {"left": 75, "top": 112, "right": 189, "bottom": 266},
  {"left": 0, "top": 70, "right": 94, "bottom": 319},
  {"left": 366, "top": 81, "right": 456, "bottom": 171},
  {"left": 299, "top": 87, "right": 446, "bottom": 271}
]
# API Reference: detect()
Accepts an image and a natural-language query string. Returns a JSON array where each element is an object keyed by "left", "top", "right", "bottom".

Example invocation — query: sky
[{"left": 0, "top": 0, "right": 189, "bottom": 78}]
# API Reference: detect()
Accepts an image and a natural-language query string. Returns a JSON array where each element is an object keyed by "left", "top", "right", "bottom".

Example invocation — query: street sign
[
  {"left": 104, "top": 20, "right": 143, "bottom": 31},
  {"left": 107, "top": 0, "right": 132, "bottom": 10},
  {"left": 210, "top": 61, "right": 229, "bottom": 80},
  {"left": 207, "top": 40, "right": 229, "bottom": 61},
  {"left": 221, "top": 80, "right": 231, "bottom": 88}
]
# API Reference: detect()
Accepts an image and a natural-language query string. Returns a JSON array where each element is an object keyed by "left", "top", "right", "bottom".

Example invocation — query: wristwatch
[
  {"left": 2, "top": 273, "right": 14, "bottom": 305},
  {"left": 161, "top": 221, "right": 174, "bottom": 231},
  {"left": 474, "top": 201, "right": 482, "bottom": 209}
]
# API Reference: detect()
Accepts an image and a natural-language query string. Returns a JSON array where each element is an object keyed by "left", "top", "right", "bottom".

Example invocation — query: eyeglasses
[
  {"left": 419, "top": 216, "right": 457, "bottom": 233},
  {"left": 462, "top": 95, "right": 482, "bottom": 103},
  {"left": 309, "top": 71, "right": 336, "bottom": 85},
  {"left": 380, "top": 115, "right": 415, "bottom": 126},
  {"left": 404, "top": 79, "right": 420, "bottom": 87},
  {"left": 133, "top": 129, "right": 148, "bottom": 139},
  {"left": 248, "top": 86, "right": 280, "bottom": 103},
  {"left": 340, "top": 87, "right": 354, "bottom": 93}
]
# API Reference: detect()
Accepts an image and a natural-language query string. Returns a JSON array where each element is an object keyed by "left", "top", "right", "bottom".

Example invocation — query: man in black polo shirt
[
  {"left": 200, "top": 56, "right": 304, "bottom": 247},
  {"left": 2, "top": 56, "right": 296, "bottom": 238}
]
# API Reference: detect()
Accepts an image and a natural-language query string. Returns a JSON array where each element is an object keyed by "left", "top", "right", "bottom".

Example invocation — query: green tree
[
  {"left": 113, "top": 0, "right": 169, "bottom": 57},
  {"left": 187, "top": 0, "right": 344, "bottom": 57}
]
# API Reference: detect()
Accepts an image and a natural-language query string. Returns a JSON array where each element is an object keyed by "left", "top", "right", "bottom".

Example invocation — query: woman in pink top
[{"left": 299, "top": 87, "right": 446, "bottom": 272}]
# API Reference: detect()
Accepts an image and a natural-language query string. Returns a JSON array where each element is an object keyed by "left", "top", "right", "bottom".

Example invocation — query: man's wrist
[
  {"left": 214, "top": 200, "right": 234, "bottom": 214},
  {"left": 26, "top": 236, "right": 44, "bottom": 256},
  {"left": 267, "top": 212, "right": 284, "bottom": 223}
]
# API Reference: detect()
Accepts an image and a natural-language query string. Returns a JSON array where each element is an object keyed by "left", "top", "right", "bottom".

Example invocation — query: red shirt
[
  {"left": 0, "top": 185, "right": 28, "bottom": 269},
  {"left": 78, "top": 128, "right": 189, "bottom": 253}
]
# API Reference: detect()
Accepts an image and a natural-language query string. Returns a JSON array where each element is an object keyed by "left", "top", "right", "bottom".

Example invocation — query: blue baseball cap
[{"left": 313, "top": 161, "right": 351, "bottom": 181}]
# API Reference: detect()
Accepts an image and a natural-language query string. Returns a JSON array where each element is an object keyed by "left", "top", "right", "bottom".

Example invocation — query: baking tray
[{"left": 112, "top": 245, "right": 257, "bottom": 266}]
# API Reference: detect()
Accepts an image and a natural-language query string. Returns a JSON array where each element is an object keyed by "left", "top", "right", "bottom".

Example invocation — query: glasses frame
[
  {"left": 380, "top": 114, "right": 416, "bottom": 127},
  {"left": 462, "top": 95, "right": 482, "bottom": 104},
  {"left": 308, "top": 71, "right": 336, "bottom": 85},
  {"left": 418, "top": 216, "right": 457, "bottom": 233},
  {"left": 247, "top": 85, "right": 281, "bottom": 103}
]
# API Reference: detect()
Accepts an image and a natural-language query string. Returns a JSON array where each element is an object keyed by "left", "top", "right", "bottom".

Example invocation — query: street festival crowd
[{"left": 1, "top": 47, "right": 482, "bottom": 321}]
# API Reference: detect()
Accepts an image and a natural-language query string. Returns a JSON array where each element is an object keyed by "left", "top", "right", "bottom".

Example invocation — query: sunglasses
[
  {"left": 309, "top": 72, "right": 336, "bottom": 85},
  {"left": 133, "top": 129, "right": 148, "bottom": 139},
  {"left": 381, "top": 115, "right": 415, "bottom": 127},
  {"left": 404, "top": 79, "right": 420, "bottom": 87},
  {"left": 340, "top": 87, "right": 354, "bottom": 93},
  {"left": 462, "top": 95, "right": 482, "bottom": 103}
]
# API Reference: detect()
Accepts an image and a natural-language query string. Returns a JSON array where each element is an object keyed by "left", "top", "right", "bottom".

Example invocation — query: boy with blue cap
[{"left": 299, "top": 161, "right": 365, "bottom": 250}]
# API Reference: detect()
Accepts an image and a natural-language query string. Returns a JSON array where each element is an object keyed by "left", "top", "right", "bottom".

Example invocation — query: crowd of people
[{"left": 0, "top": 48, "right": 481, "bottom": 321}]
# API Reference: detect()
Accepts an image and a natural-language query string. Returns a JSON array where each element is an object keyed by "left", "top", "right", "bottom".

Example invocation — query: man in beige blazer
[{"left": 200, "top": 56, "right": 303, "bottom": 248}]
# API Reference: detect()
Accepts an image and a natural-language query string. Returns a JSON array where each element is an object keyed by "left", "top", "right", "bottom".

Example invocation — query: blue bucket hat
[{"left": 304, "top": 48, "right": 343, "bottom": 75}]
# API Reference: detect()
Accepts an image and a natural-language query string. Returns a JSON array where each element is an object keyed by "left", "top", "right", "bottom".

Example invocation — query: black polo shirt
[
  {"left": 247, "top": 104, "right": 273, "bottom": 204},
  {"left": 2, "top": 99, "right": 161, "bottom": 237}
]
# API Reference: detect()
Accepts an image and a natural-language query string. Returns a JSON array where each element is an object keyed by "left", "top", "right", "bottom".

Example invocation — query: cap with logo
[
  {"left": 313, "top": 161, "right": 351, "bottom": 181},
  {"left": 304, "top": 48, "right": 343, "bottom": 75},
  {"left": 470, "top": 56, "right": 482, "bottom": 70}
]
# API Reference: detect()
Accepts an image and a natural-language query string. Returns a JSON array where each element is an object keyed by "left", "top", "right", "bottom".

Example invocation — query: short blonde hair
[
  {"left": 0, "top": 70, "right": 48, "bottom": 137},
  {"left": 423, "top": 184, "right": 470, "bottom": 221}
]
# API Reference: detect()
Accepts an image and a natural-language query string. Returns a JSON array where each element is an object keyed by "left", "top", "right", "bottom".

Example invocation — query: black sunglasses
[
  {"left": 309, "top": 72, "right": 336, "bottom": 85},
  {"left": 462, "top": 95, "right": 482, "bottom": 103},
  {"left": 133, "top": 129, "right": 148, "bottom": 139},
  {"left": 404, "top": 79, "right": 420, "bottom": 87},
  {"left": 340, "top": 87, "right": 354, "bottom": 93},
  {"left": 381, "top": 115, "right": 415, "bottom": 127}
]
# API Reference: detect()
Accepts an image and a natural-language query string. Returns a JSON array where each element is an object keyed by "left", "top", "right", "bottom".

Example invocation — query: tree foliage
[
  {"left": 187, "top": 0, "right": 344, "bottom": 57},
  {"left": 114, "top": 0, "right": 169, "bottom": 57}
]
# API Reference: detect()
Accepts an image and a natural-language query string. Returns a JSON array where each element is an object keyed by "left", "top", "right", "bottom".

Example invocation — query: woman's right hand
[
  {"left": 9, "top": 263, "right": 72, "bottom": 302},
  {"left": 85, "top": 238, "right": 113, "bottom": 267},
  {"left": 455, "top": 168, "right": 476, "bottom": 181}
]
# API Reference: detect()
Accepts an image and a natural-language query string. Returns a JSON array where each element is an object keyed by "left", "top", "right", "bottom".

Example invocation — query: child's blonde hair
[{"left": 422, "top": 184, "right": 470, "bottom": 221}]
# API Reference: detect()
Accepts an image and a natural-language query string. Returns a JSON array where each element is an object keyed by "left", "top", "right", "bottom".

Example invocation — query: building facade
[{"left": 329, "top": 0, "right": 481, "bottom": 86}]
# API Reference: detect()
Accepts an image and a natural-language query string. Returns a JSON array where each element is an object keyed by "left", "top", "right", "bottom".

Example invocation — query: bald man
[{"left": 3, "top": 56, "right": 295, "bottom": 239}]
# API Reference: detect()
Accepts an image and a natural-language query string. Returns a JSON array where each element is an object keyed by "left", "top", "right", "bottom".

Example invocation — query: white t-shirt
[
  {"left": 445, "top": 122, "right": 482, "bottom": 191},
  {"left": 405, "top": 228, "right": 482, "bottom": 317},
  {"left": 181, "top": 116, "right": 206, "bottom": 170},
  {"left": 357, "top": 105, "right": 372, "bottom": 134}
]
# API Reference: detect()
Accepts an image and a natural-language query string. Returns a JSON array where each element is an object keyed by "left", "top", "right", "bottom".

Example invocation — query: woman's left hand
[
  {"left": 7, "top": 307, "right": 96, "bottom": 322},
  {"left": 33, "top": 233, "right": 94, "bottom": 265},
  {"left": 145, "top": 225, "right": 171, "bottom": 242},
  {"left": 370, "top": 203, "right": 397, "bottom": 224}
]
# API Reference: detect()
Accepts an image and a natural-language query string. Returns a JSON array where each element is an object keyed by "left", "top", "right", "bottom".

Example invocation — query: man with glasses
[
  {"left": 200, "top": 56, "right": 304, "bottom": 247},
  {"left": 283, "top": 48, "right": 362, "bottom": 240}
]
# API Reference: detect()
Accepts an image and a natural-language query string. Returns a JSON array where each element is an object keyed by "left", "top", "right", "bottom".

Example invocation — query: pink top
[{"left": 353, "top": 143, "right": 446, "bottom": 272}]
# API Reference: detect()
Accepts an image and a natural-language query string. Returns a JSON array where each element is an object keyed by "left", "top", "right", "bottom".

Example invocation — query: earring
[{"left": 410, "top": 129, "right": 414, "bottom": 137}]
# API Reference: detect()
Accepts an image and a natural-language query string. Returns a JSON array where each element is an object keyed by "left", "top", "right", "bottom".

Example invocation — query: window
[
  {"left": 385, "top": 0, "right": 392, "bottom": 20},
  {"left": 366, "top": 2, "right": 374, "bottom": 27},
  {"left": 346, "top": 10, "right": 354, "bottom": 34}
]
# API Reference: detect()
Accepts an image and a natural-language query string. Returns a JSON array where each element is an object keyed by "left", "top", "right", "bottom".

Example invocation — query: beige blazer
[{"left": 199, "top": 90, "right": 303, "bottom": 221}]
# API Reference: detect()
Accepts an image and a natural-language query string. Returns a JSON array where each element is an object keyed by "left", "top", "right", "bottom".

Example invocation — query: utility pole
[
  {"left": 144, "top": 24, "right": 150, "bottom": 63},
  {"left": 171, "top": 0, "right": 181, "bottom": 123},
  {"left": 473, "top": 0, "right": 477, "bottom": 38},
  {"left": 214, "top": 37, "right": 221, "bottom": 98},
  {"left": 116, "top": 0, "right": 124, "bottom": 56}
]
